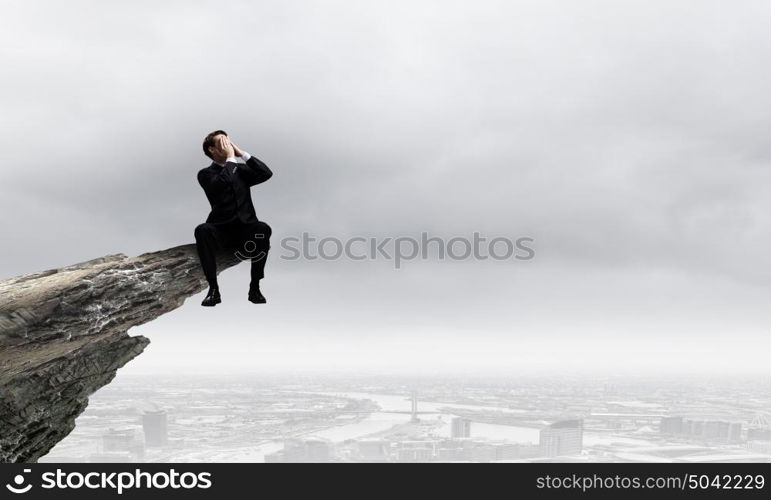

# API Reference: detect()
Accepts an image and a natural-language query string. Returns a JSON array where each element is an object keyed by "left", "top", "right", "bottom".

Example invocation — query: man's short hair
[{"left": 203, "top": 130, "right": 228, "bottom": 159}]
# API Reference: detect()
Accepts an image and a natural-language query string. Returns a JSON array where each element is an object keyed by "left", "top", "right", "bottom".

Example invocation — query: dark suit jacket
[{"left": 198, "top": 156, "right": 273, "bottom": 225}]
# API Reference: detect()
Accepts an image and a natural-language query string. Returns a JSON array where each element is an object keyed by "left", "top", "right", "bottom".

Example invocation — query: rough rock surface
[{"left": 0, "top": 245, "right": 239, "bottom": 462}]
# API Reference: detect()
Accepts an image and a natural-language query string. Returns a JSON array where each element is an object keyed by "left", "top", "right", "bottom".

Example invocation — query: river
[{"left": 305, "top": 391, "right": 540, "bottom": 444}]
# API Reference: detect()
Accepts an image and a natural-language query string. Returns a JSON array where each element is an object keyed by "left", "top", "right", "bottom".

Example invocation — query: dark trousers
[{"left": 194, "top": 219, "right": 272, "bottom": 290}]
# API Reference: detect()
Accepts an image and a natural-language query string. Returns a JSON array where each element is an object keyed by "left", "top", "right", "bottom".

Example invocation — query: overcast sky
[{"left": 2, "top": 0, "right": 771, "bottom": 375}]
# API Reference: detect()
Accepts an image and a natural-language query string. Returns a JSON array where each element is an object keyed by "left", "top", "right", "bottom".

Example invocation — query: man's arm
[
  {"left": 239, "top": 153, "right": 273, "bottom": 186},
  {"left": 232, "top": 141, "right": 273, "bottom": 186},
  {"left": 197, "top": 167, "right": 230, "bottom": 194}
]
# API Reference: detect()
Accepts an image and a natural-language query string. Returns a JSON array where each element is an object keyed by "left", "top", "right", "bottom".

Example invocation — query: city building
[
  {"left": 685, "top": 419, "right": 703, "bottom": 437},
  {"left": 747, "top": 428, "right": 771, "bottom": 442},
  {"left": 88, "top": 452, "right": 134, "bottom": 463},
  {"left": 745, "top": 427, "right": 771, "bottom": 455},
  {"left": 663, "top": 417, "right": 743, "bottom": 443},
  {"left": 436, "top": 448, "right": 468, "bottom": 461},
  {"left": 100, "top": 427, "right": 145, "bottom": 459},
  {"left": 494, "top": 443, "right": 540, "bottom": 461},
  {"left": 660, "top": 416, "right": 683, "bottom": 435},
  {"left": 102, "top": 428, "right": 136, "bottom": 452},
  {"left": 397, "top": 441, "right": 436, "bottom": 462},
  {"left": 142, "top": 410, "right": 168, "bottom": 447},
  {"left": 470, "top": 444, "right": 496, "bottom": 462},
  {"left": 540, "top": 419, "right": 583, "bottom": 457},
  {"left": 266, "top": 438, "right": 332, "bottom": 463},
  {"left": 305, "top": 438, "right": 332, "bottom": 462},
  {"left": 451, "top": 417, "right": 472, "bottom": 439},
  {"left": 397, "top": 447, "right": 433, "bottom": 462},
  {"left": 358, "top": 439, "right": 390, "bottom": 462}
]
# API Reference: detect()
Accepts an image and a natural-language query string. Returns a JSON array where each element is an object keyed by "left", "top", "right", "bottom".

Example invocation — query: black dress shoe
[
  {"left": 248, "top": 288, "right": 266, "bottom": 304},
  {"left": 201, "top": 287, "right": 221, "bottom": 307}
]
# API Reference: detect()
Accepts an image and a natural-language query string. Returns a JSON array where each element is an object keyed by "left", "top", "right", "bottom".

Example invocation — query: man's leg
[
  {"left": 194, "top": 223, "right": 224, "bottom": 306},
  {"left": 237, "top": 221, "right": 272, "bottom": 301}
]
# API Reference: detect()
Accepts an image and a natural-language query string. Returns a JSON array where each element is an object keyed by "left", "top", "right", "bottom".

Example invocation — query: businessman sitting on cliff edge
[{"left": 194, "top": 130, "right": 273, "bottom": 307}]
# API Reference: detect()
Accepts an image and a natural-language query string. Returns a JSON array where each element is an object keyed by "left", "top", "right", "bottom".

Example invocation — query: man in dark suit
[{"left": 194, "top": 130, "right": 273, "bottom": 307}]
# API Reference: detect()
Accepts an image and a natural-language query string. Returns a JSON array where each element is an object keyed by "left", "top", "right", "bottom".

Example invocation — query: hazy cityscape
[{"left": 37, "top": 372, "right": 771, "bottom": 463}]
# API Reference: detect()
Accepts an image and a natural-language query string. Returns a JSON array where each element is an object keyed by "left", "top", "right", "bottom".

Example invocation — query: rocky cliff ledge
[{"left": 0, "top": 245, "right": 239, "bottom": 462}]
